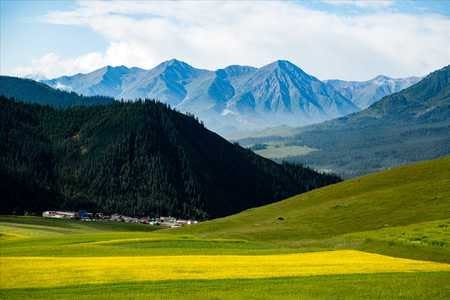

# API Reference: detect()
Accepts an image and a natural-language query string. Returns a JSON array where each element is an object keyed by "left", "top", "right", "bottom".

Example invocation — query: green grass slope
[
  {"left": 3, "top": 272, "right": 450, "bottom": 300},
  {"left": 1, "top": 157, "right": 449, "bottom": 299},
  {"left": 177, "top": 156, "right": 450, "bottom": 261},
  {"left": 0, "top": 216, "right": 280, "bottom": 257},
  {"left": 1, "top": 156, "right": 449, "bottom": 262}
]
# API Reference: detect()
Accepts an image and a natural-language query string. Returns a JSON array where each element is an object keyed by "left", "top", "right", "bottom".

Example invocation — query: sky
[{"left": 1, "top": 0, "right": 449, "bottom": 81}]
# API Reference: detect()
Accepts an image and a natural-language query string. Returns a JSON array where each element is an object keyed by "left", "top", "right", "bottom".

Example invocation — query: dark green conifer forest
[{"left": 0, "top": 95, "right": 340, "bottom": 219}]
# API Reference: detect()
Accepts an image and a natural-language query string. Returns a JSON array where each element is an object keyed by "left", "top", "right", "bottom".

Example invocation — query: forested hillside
[
  {"left": 0, "top": 97, "right": 339, "bottom": 218},
  {"left": 0, "top": 76, "right": 114, "bottom": 107}
]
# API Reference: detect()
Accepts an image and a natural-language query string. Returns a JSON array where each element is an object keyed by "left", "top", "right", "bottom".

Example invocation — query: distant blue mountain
[
  {"left": 44, "top": 59, "right": 411, "bottom": 134},
  {"left": 225, "top": 60, "right": 357, "bottom": 122},
  {"left": 45, "top": 65, "right": 146, "bottom": 98},
  {"left": 241, "top": 65, "right": 450, "bottom": 178},
  {"left": 325, "top": 75, "right": 421, "bottom": 109}
]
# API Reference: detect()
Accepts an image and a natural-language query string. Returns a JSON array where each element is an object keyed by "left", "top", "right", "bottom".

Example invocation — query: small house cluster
[
  {"left": 41, "top": 210, "right": 198, "bottom": 228},
  {"left": 151, "top": 216, "right": 198, "bottom": 228}
]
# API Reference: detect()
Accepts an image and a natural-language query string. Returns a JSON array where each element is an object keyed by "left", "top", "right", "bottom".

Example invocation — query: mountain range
[
  {"left": 43, "top": 59, "right": 418, "bottom": 134},
  {"left": 325, "top": 75, "right": 421, "bottom": 109},
  {"left": 239, "top": 64, "right": 450, "bottom": 177}
]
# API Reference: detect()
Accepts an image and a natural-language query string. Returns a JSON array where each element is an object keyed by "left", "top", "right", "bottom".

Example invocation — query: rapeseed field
[{"left": 2, "top": 250, "right": 449, "bottom": 289}]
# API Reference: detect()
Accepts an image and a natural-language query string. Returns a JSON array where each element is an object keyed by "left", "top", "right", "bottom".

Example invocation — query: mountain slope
[
  {"left": 227, "top": 60, "right": 357, "bottom": 123},
  {"left": 44, "top": 60, "right": 358, "bottom": 133},
  {"left": 326, "top": 75, "right": 421, "bottom": 109},
  {"left": 178, "top": 65, "right": 257, "bottom": 113},
  {"left": 180, "top": 156, "right": 450, "bottom": 240},
  {"left": 240, "top": 65, "right": 450, "bottom": 177},
  {"left": 0, "top": 95, "right": 339, "bottom": 218},
  {"left": 45, "top": 66, "right": 147, "bottom": 98},
  {"left": 121, "top": 59, "right": 211, "bottom": 106},
  {"left": 315, "top": 64, "right": 450, "bottom": 127},
  {"left": 0, "top": 76, "right": 114, "bottom": 107}
]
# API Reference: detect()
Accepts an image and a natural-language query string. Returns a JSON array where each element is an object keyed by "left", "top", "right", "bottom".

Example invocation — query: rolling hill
[
  {"left": 240, "top": 64, "right": 450, "bottom": 177},
  {"left": 177, "top": 155, "right": 450, "bottom": 262}
]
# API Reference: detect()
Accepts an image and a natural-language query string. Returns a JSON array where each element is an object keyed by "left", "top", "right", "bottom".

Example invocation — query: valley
[
  {"left": 1, "top": 156, "right": 449, "bottom": 299},
  {"left": 1, "top": 67, "right": 449, "bottom": 297},
  {"left": 1, "top": 1, "right": 449, "bottom": 299},
  {"left": 1, "top": 61, "right": 449, "bottom": 300},
  {"left": 249, "top": 141, "right": 317, "bottom": 159},
  {"left": 239, "top": 65, "right": 450, "bottom": 177}
]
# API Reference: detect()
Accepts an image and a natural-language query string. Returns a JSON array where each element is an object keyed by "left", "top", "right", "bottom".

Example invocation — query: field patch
[
  {"left": 252, "top": 142, "right": 317, "bottom": 159},
  {"left": 1, "top": 250, "right": 449, "bottom": 289}
]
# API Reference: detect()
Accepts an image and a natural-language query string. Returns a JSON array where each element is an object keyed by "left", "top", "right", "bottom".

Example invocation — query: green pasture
[
  {"left": 1, "top": 272, "right": 449, "bottom": 300},
  {"left": 1, "top": 156, "right": 449, "bottom": 298}
]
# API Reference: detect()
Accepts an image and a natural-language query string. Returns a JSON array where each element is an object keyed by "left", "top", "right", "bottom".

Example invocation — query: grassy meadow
[{"left": 1, "top": 156, "right": 450, "bottom": 299}]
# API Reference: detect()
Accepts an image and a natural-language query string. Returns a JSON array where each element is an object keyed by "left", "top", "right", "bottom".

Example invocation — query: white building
[{"left": 42, "top": 211, "right": 76, "bottom": 219}]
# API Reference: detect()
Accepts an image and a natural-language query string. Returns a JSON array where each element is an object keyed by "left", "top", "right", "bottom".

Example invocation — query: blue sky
[
  {"left": 300, "top": 0, "right": 450, "bottom": 16},
  {"left": 1, "top": 1, "right": 107, "bottom": 76},
  {"left": 1, "top": 0, "right": 449, "bottom": 80}
]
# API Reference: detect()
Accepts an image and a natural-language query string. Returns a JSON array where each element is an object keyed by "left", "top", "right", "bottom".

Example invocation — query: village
[{"left": 42, "top": 210, "right": 198, "bottom": 228}]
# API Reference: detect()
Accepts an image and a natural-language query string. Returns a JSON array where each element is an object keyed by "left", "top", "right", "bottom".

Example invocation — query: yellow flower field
[{"left": 1, "top": 250, "right": 449, "bottom": 289}]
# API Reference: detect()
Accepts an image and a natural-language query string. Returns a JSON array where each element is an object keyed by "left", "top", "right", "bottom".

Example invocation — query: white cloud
[
  {"left": 54, "top": 82, "right": 73, "bottom": 91},
  {"left": 15, "top": 0, "right": 450, "bottom": 80},
  {"left": 15, "top": 52, "right": 107, "bottom": 79},
  {"left": 320, "top": 0, "right": 393, "bottom": 8}
]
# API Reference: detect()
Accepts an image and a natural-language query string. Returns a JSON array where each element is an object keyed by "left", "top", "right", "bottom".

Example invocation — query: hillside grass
[
  {"left": 3, "top": 218, "right": 448, "bottom": 299},
  {"left": 174, "top": 156, "right": 450, "bottom": 262},
  {"left": 0, "top": 217, "right": 283, "bottom": 256},
  {"left": 0, "top": 215, "right": 158, "bottom": 237},
  {"left": 2, "top": 273, "right": 449, "bottom": 300}
]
